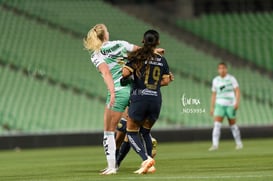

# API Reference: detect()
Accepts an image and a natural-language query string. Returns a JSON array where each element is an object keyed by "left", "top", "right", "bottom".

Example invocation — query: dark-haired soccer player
[
  {"left": 121, "top": 29, "right": 172, "bottom": 174},
  {"left": 209, "top": 62, "right": 243, "bottom": 151}
]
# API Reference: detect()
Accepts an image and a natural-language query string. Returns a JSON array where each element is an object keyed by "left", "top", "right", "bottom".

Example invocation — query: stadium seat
[
  {"left": 177, "top": 12, "right": 273, "bottom": 71},
  {"left": 0, "top": 0, "right": 272, "bottom": 133}
]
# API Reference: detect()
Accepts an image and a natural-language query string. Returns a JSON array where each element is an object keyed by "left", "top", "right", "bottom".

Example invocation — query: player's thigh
[
  {"left": 143, "top": 119, "right": 155, "bottom": 129},
  {"left": 126, "top": 116, "right": 142, "bottom": 131},
  {"left": 128, "top": 100, "right": 148, "bottom": 122},
  {"left": 227, "top": 106, "right": 236, "bottom": 123},
  {"left": 147, "top": 100, "right": 162, "bottom": 124},
  {"left": 121, "top": 107, "right": 129, "bottom": 120},
  {"left": 214, "top": 104, "right": 226, "bottom": 120}
]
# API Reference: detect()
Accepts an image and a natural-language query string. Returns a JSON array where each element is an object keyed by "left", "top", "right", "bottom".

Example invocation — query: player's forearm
[
  {"left": 122, "top": 67, "right": 132, "bottom": 78},
  {"left": 235, "top": 88, "right": 240, "bottom": 105},
  {"left": 210, "top": 93, "right": 216, "bottom": 109},
  {"left": 161, "top": 74, "right": 172, "bottom": 86},
  {"left": 103, "top": 71, "right": 115, "bottom": 94},
  {"left": 160, "top": 79, "right": 169, "bottom": 86}
]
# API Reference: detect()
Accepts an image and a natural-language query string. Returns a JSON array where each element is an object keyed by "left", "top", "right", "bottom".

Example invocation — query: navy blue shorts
[{"left": 128, "top": 99, "right": 162, "bottom": 122}]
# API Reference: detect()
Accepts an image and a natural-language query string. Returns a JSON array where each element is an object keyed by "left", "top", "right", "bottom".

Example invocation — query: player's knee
[
  {"left": 228, "top": 119, "right": 236, "bottom": 125},
  {"left": 140, "top": 127, "right": 150, "bottom": 135}
]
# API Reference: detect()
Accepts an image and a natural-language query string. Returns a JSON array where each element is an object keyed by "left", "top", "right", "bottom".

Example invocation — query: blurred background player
[
  {"left": 83, "top": 24, "right": 138, "bottom": 175},
  {"left": 209, "top": 62, "right": 243, "bottom": 151},
  {"left": 121, "top": 29, "right": 173, "bottom": 174}
]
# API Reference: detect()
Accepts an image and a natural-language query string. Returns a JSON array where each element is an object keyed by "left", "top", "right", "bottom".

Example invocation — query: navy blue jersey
[{"left": 124, "top": 54, "right": 170, "bottom": 101}]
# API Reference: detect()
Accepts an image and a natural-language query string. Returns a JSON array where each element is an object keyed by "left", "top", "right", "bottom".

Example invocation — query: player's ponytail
[
  {"left": 128, "top": 30, "right": 159, "bottom": 78},
  {"left": 83, "top": 24, "right": 106, "bottom": 52}
]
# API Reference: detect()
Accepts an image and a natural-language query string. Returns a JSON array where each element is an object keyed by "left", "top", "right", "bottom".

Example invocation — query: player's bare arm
[
  {"left": 98, "top": 63, "right": 115, "bottom": 107},
  {"left": 122, "top": 66, "right": 132, "bottom": 78},
  {"left": 210, "top": 92, "right": 216, "bottom": 116},
  {"left": 234, "top": 87, "right": 240, "bottom": 110},
  {"left": 161, "top": 72, "right": 174, "bottom": 86}
]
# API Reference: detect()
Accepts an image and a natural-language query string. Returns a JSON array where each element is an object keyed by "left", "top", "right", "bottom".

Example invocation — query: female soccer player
[
  {"left": 83, "top": 24, "right": 138, "bottom": 175},
  {"left": 209, "top": 62, "right": 243, "bottom": 151},
  {"left": 121, "top": 29, "right": 172, "bottom": 174}
]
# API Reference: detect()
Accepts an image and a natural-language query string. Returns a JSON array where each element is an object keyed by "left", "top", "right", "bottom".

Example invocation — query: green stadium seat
[
  {"left": 177, "top": 12, "right": 273, "bottom": 71},
  {"left": 0, "top": 0, "right": 272, "bottom": 133}
]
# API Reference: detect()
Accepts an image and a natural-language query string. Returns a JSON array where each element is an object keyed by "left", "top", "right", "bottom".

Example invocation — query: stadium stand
[
  {"left": 0, "top": 0, "right": 272, "bottom": 133},
  {"left": 0, "top": 65, "right": 106, "bottom": 133},
  {"left": 177, "top": 12, "right": 273, "bottom": 72}
]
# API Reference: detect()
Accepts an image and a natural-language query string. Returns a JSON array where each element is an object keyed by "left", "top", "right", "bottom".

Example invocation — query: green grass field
[{"left": 0, "top": 138, "right": 272, "bottom": 181}]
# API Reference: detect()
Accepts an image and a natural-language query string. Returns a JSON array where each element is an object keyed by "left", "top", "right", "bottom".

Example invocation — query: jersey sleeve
[
  {"left": 91, "top": 52, "right": 105, "bottom": 68},
  {"left": 118, "top": 40, "right": 134, "bottom": 52},
  {"left": 161, "top": 57, "right": 170, "bottom": 78},
  {"left": 212, "top": 78, "right": 217, "bottom": 92},
  {"left": 231, "top": 76, "right": 239, "bottom": 88}
]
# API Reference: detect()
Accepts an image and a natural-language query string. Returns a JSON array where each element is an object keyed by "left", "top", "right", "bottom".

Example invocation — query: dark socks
[
  {"left": 115, "top": 148, "right": 120, "bottom": 161},
  {"left": 116, "top": 141, "right": 131, "bottom": 167},
  {"left": 127, "top": 131, "right": 148, "bottom": 161},
  {"left": 140, "top": 127, "right": 152, "bottom": 157}
]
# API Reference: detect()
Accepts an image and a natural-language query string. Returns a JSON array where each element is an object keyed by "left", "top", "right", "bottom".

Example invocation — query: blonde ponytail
[{"left": 83, "top": 24, "right": 106, "bottom": 52}]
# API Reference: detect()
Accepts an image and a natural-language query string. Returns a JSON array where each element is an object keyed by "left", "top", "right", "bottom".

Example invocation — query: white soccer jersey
[
  {"left": 212, "top": 74, "right": 239, "bottom": 106},
  {"left": 91, "top": 40, "right": 134, "bottom": 91}
]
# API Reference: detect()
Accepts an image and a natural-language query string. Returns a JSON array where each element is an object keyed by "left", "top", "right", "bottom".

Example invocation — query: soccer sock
[
  {"left": 116, "top": 140, "right": 131, "bottom": 167},
  {"left": 212, "top": 122, "right": 222, "bottom": 147},
  {"left": 103, "top": 131, "right": 116, "bottom": 169},
  {"left": 230, "top": 124, "right": 243, "bottom": 146},
  {"left": 140, "top": 127, "right": 152, "bottom": 157},
  {"left": 127, "top": 130, "right": 148, "bottom": 161},
  {"left": 115, "top": 148, "right": 120, "bottom": 161}
]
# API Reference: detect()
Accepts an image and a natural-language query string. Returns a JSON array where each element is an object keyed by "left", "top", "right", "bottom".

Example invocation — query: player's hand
[
  {"left": 108, "top": 93, "right": 115, "bottom": 109},
  {"left": 169, "top": 72, "right": 174, "bottom": 81},
  {"left": 155, "top": 48, "right": 165, "bottom": 55}
]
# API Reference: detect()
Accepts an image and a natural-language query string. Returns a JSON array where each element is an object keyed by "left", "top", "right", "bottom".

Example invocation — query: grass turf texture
[{"left": 0, "top": 139, "right": 272, "bottom": 181}]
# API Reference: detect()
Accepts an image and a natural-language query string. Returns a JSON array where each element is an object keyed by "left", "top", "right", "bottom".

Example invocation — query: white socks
[
  {"left": 230, "top": 124, "right": 243, "bottom": 146},
  {"left": 212, "top": 122, "right": 222, "bottom": 147},
  {"left": 212, "top": 122, "right": 243, "bottom": 148},
  {"left": 103, "top": 131, "right": 116, "bottom": 169}
]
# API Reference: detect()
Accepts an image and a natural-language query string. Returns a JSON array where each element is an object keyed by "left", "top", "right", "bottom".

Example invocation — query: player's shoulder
[
  {"left": 212, "top": 75, "right": 220, "bottom": 82},
  {"left": 155, "top": 53, "right": 167, "bottom": 62},
  {"left": 91, "top": 51, "right": 104, "bottom": 67},
  {"left": 110, "top": 40, "right": 129, "bottom": 46},
  {"left": 101, "top": 41, "right": 115, "bottom": 47},
  {"left": 91, "top": 51, "right": 101, "bottom": 60},
  {"left": 227, "top": 74, "right": 237, "bottom": 80},
  {"left": 227, "top": 74, "right": 235, "bottom": 78}
]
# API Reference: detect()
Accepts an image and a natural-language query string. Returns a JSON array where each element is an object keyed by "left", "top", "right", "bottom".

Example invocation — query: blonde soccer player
[
  {"left": 209, "top": 62, "right": 243, "bottom": 151},
  {"left": 83, "top": 24, "right": 138, "bottom": 175}
]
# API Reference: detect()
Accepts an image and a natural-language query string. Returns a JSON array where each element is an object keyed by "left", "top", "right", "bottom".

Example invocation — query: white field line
[{"left": 118, "top": 174, "right": 273, "bottom": 180}]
